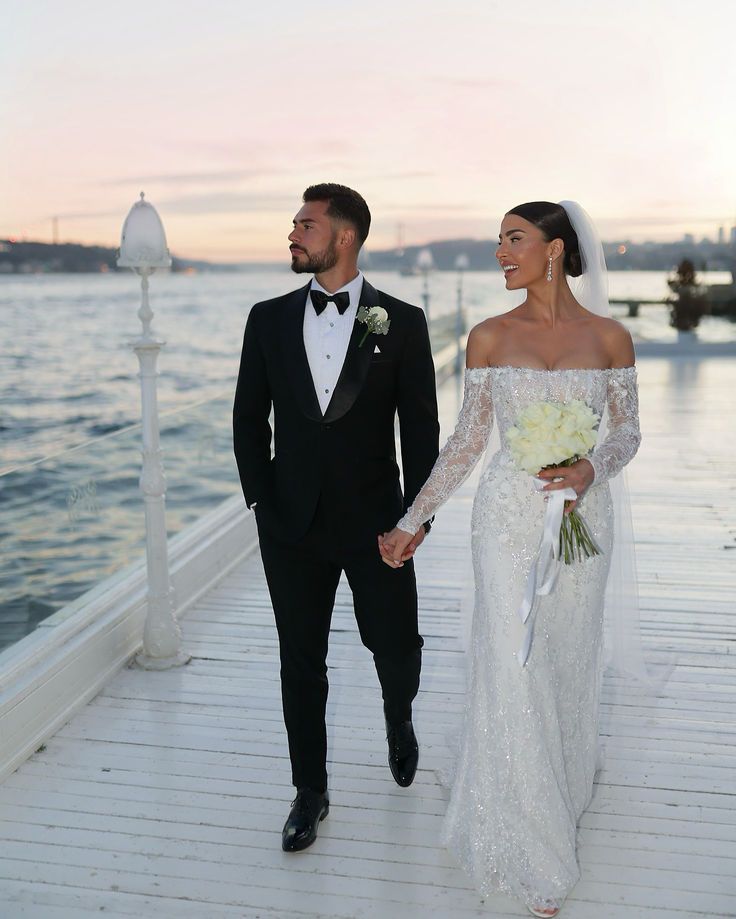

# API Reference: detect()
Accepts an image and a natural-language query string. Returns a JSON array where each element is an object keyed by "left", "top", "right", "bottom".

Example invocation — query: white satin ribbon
[{"left": 517, "top": 477, "right": 578, "bottom": 667}]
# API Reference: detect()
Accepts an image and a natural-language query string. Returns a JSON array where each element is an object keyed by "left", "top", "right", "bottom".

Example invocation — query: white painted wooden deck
[{"left": 1, "top": 352, "right": 735, "bottom": 919}]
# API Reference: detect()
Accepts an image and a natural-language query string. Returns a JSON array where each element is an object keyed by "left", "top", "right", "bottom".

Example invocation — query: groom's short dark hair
[{"left": 303, "top": 183, "right": 371, "bottom": 246}]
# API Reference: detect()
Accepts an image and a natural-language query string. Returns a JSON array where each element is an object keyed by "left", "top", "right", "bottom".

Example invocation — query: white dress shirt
[{"left": 304, "top": 271, "right": 364, "bottom": 414}]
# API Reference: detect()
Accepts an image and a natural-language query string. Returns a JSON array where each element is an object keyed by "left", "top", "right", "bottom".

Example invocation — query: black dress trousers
[{"left": 257, "top": 497, "right": 423, "bottom": 794}]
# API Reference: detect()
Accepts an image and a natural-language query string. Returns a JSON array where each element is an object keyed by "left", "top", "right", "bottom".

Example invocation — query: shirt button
[
  {"left": 326, "top": 354, "right": 331, "bottom": 359},
  {"left": 324, "top": 388, "right": 330, "bottom": 393},
  {"left": 329, "top": 322, "right": 334, "bottom": 328}
]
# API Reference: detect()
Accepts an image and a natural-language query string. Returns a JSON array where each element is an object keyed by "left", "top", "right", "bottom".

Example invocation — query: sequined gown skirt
[{"left": 442, "top": 451, "right": 614, "bottom": 907}]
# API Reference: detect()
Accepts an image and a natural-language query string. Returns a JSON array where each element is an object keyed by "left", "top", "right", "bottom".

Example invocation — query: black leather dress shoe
[
  {"left": 386, "top": 719, "right": 419, "bottom": 787},
  {"left": 281, "top": 788, "right": 329, "bottom": 852}
]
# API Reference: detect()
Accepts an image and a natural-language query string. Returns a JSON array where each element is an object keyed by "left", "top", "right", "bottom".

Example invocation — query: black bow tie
[{"left": 310, "top": 289, "right": 350, "bottom": 315}]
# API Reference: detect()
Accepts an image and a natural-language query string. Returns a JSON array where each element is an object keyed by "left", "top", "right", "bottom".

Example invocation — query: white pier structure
[{"left": 0, "top": 349, "right": 735, "bottom": 918}]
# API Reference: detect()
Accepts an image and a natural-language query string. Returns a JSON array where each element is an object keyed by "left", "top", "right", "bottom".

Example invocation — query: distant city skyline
[
  {"left": 3, "top": 0, "right": 735, "bottom": 262},
  {"left": 4, "top": 223, "right": 735, "bottom": 264}
]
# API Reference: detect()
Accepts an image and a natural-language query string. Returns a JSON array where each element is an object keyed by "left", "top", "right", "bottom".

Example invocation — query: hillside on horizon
[{"left": 1, "top": 236, "right": 734, "bottom": 275}]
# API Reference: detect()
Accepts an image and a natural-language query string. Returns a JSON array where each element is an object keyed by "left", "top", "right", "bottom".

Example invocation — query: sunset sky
[{"left": 2, "top": 0, "right": 735, "bottom": 262}]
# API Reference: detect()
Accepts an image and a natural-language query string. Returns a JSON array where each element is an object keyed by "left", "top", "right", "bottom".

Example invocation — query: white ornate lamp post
[
  {"left": 416, "top": 247, "right": 434, "bottom": 324},
  {"left": 118, "top": 193, "right": 190, "bottom": 670},
  {"left": 454, "top": 253, "right": 469, "bottom": 375}
]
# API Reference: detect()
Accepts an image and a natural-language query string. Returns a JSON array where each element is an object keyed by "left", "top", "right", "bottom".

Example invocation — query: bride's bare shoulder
[
  {"left": 588, "top": 314, "right": 636, "bottom": 367},
  {"left": 466, "top": 312, "right": 520, "bottom": 368}
]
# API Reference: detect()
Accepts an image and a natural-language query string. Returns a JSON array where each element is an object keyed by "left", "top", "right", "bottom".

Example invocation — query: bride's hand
[
  {"left": 537, "top": 458, "right": 595, "bottom": 514},
  {"left": 378, "top": 527, "right": 417, "bottom": 567}
]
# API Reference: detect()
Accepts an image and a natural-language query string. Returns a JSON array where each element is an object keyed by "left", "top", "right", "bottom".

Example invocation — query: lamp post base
[{"left": 133, "top": 649, "right": 192, "bottom": 670}]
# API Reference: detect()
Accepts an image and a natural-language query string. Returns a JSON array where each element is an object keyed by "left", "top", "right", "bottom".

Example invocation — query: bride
[{"left": 379, "top": 201, "right": 641, "bottom": 917}]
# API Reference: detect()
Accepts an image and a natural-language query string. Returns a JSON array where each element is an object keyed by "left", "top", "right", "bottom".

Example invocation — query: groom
[{"left": 233, "top": 183, "right": 439, "bottom": 851}]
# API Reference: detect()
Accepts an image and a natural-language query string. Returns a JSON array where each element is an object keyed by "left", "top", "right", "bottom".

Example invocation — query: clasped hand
[
  {"left": 378, "top": 525, "right": 425, "bottom": 568},
  {"left": 537, "top": 457, "right": 595, "bottom": 513}
]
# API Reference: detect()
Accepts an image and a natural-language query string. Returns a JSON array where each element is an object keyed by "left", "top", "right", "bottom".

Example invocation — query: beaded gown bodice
[{"left": 398, "top": 366, "right": 641, "bottom": 909}]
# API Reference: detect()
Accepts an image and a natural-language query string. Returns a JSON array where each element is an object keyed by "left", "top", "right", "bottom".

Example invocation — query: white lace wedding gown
[{"left": 397, "top": 365, "right": 641, "bottom": 909}]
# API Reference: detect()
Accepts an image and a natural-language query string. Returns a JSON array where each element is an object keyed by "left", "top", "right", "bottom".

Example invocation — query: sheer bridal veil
[{"left": 560, "top": 200, "right": 661, "bottom": 688}]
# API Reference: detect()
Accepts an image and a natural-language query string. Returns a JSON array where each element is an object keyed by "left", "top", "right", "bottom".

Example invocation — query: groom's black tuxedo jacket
[{"left": 233, "top": 278, "right": 440, "bottom": 547}]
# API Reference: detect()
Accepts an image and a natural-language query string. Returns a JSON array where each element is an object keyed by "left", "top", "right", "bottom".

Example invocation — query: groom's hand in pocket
[{"left": 378, "top": 527, "right": 424, "bottom": 568}]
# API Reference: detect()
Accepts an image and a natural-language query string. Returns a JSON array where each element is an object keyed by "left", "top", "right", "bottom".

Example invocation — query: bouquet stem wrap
[{"left": 517, "top": 479, "right": 578, "bottom": 666}]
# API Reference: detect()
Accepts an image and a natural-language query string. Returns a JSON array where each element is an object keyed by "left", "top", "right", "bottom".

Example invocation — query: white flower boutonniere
[{"left": 357, "top": 305, "right": 390, "bottom": 348}]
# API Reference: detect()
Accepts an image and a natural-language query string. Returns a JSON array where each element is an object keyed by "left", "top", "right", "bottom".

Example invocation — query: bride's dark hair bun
[{"left": 506, "top": 201, "right": 583, "bottom": 277}]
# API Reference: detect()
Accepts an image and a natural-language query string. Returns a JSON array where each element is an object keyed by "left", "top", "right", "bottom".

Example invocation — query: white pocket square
[{"left": 374, "top": 345, "right": 381, "bottom": 354}]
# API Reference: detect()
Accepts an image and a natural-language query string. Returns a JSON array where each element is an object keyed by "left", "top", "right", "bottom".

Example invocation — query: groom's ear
[{"left": 337, "top": 224, "right": 357, "bottom": 251}]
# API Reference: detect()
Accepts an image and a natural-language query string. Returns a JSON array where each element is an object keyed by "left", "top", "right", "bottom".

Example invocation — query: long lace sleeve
[
  {"left": 396, "top": 368, "right": 494, "bottom": 534},
  {"left": 589, "top": 366, "right": 642, "bottom": 486}
]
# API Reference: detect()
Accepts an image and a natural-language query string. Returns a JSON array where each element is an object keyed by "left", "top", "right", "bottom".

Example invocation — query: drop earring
[{"left": 546, "top": 256, "right": 553, "bottom": 282}]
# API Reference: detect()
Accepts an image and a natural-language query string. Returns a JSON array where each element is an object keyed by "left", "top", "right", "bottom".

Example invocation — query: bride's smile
[{"left": 497, "top": 214, "right": 559, "bottom": 290}]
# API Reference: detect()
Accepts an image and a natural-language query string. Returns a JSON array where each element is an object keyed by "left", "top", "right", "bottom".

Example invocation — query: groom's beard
[{"left": 290, "top": 237, "right": 339, "bottom": 274}]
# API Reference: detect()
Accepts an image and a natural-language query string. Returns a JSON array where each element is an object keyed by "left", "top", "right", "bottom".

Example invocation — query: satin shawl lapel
[
  {"left": 282, "top": 283, "right": 323, "bottom": 422},
  {"left": 322, "top": 279, "right": 380, "bottom": 424}
]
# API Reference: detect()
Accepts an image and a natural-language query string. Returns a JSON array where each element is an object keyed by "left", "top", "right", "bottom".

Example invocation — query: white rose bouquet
[
  {"left": 357, "top": 305, "right": 390, "bottom": 347},
  {"left": 506, "top": 399, "right": 601, "bottom": 563}
]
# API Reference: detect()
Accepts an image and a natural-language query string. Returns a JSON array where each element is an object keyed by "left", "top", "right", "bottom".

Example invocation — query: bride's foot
[{"left": 527, "top": 904, "right": 560, "bottom": 918}]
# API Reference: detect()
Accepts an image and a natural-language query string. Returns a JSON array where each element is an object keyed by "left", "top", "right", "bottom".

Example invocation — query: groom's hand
[{"left": 378, "top": 527, "right": 424, "bottom": 568}]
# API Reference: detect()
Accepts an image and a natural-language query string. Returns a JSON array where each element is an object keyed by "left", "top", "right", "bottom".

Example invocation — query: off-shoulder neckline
[{"left": 466, "top": 365, "right": 636, "bottom": 374}]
